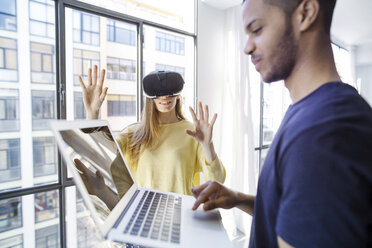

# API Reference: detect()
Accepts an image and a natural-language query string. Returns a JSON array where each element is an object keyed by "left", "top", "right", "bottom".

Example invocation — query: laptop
[{"left": 50, "top": 119, "right": 232, "bottom": 248}]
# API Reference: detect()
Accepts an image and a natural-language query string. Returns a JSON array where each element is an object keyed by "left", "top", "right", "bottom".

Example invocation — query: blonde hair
[{"left": 126, "top": 96, "right": 185, "bottom": 168}]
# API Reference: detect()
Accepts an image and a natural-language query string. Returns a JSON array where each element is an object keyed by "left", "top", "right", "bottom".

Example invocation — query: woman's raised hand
[
  {"left": 186, "top": 101, "right": 217, "bottom": 147},
  {"left": 78, "top": 65, "right": 108, "bottom": 119}
]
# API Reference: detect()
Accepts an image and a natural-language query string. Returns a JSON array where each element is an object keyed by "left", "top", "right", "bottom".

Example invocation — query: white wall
[{"left": 197, "top": 1, "right": 225, "bottom": 152}]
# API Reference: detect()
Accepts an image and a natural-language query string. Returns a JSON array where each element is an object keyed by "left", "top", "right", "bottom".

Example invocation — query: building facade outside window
[
  {"left": 29, "top": 0, "right": 54, "bottom": 38},
  {"left": 35, "top": 190, "right": 59, "bottom": 223},
  {"left": 155, "top": 64, "right": 185, "bottom": 77},
  {"left": 73, "top": 48, "right": 100, "bottom": 86},
  {"left": 107, "top": 57, "right": 136, "bottom": 81},
  {"left": 107, "top": 94, "right": 136, "bottom": 116},
  {"left": 0, "top": 89, "right": 19, "bottom": 132},
  {"left": 155, "top": 31, "right": 185, "bottom": 55},
  {"left": 0, "top": 139, "right": 21, "bottom": 183},
  {"left": 0, "top": 234, "right": 23, "bottom": 248},
  {"left": 0, "top": 197, "right": 22, "bottom": 233},
  {"left": 35, "top": 224, "right": 60, "bottom": 248},
  {"left": 33, "top": 137, "right": 56, "bottom": 178},
  {"left": 30, "top": 42, "right": 55, "bottom": 84},
  {"left": 0, "top": 37, "right": 18, "bottom": 82},
  {"left": 107, "top": 19, "right": 136, "bottom": 46},
  {"left": 31, "top": 90, "right": 55, "bottom": 130},
  {"left": 0, "top": 0, "right": 17, "bottom": 31},
  {"left": 74, "top": 92, "right": 86, "bottom": 119},
  {"left": 73, "top": 10, "right": 99, "bottom": 46}
]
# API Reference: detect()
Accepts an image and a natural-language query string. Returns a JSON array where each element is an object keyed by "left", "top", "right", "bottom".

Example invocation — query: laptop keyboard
[{"left": 123, "top": 191, "right": 182, "bottom": 244}]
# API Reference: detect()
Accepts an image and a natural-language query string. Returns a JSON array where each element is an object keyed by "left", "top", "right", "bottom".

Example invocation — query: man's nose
[{"left": 244, "top": 35, "right": 255, "bottom": 55}]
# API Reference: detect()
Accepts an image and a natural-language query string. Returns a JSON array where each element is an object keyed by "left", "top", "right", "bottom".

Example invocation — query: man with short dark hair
[{"left": 192, "top": 0, "right": 372, "bottom": 247}]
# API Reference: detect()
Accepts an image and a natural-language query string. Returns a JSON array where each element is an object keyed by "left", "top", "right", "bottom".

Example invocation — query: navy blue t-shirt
[{"left": 249, "top": 82, "right": 372, "bottom": 247}]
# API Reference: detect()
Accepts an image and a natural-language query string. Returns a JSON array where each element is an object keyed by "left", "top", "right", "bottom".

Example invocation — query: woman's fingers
[
  {"left": 98, "top": 68, "right": 106, "bottom": 88},
  {"left": 100, "top": 87, "right": 108, "bottom": 102},
  {"left": 93, "top": 65, "right": 98, "bottom": 86},
  {"left": 198, "top": 101, "right": 204, "bottom": 121},
  {"left": 78, "top": 76, "right": 86, "bottom": 90},
  {"left": 210, "top": 113, "right": 217, "bottom": 127},
  {"left": 189, "top": 106, "right": 198, "bottom": 123},
  {"left": 205, "top": 104, "right": 209, "bottom": 122},
  {"left": 88, "top": 68, "right": 92, "bottom": 86},
  {"left": 185, "top": 129, "right": 197, "bottom": 138}
]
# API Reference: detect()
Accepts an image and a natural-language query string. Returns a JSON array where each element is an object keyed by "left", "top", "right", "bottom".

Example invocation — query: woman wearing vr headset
[{"left": 78, "top": 65, "right": 225, "bottom": 198}]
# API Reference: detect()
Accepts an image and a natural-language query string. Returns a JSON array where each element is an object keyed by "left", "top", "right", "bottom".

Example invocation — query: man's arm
[
  {"left": 278, "top": 236, "right": 294, "bottom": 248},
  {"left": 192, "top": 181, "right": 255, "bottom": 215}
]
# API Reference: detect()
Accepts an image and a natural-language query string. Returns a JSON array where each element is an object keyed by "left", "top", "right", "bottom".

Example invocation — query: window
[
  {"left": 30, "top": 42, "right": 55, "bottom": 84},
  {"left": 107, "top": 19, "right": 136, "bottom": 46},
  {"left": 144, "top": 25, "right": 194, "bottom": 119},
  {"left": 73, "top": 10, "right": 99, "bottom": 46},
  {"left": 74, "top": 92, "right": 86, "bottom": 119},
  {"left": 0, "top": 139, "right": 21, "bottom": 183},
  {"left": 155, "top": 64, "right": 185, "bottom": 77},
  {"left": 35, "top": 190, "right": 59, "bottom": 222},
  {"left": 107, "top": 57, "right": 136, "bottom": 81},
  {"left": 74, "top": 0, "right": 195, "bottom": 33},
  {"left": 73, "top": 48, "right": 100, "bottom": 86},
  {"left": 35, "top": 224, "right": 60, "bottom": 248},
  {"left": 107, "top": 94, "right": 136, "bottom": 116},
  {"left": 33, "top": 137, "right": 57, "bottom": 178},
  {"left": 0, "top": 0, "right": 17, "bottom": 31},
  {"left": 29, "top": 0, "right": 55, "bottom": 38},
  {"left": 156, "top": 32, "right": 185, "bottom": 55},
  {"left": 32, "top": 90, "right": 55, "bottom": 130},
  {"left": 0, "top": 37, "right": 18, "bottom": 82},
  {"left": 0, "top": 89, "right": 19, "bottom": 132},
  {"left": 0, "top": 197, "right": 22, "bottom": 233},
  {"left": 0, "top": 1, "right": 197, "bottom": 246},
  {"left": 0, "top": 234, "right": 23, "bottom": 248}
]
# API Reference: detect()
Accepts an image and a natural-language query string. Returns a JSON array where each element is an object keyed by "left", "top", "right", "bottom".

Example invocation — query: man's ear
[{"left": 294, "top": 0, "right": 320, "bottom": 32}]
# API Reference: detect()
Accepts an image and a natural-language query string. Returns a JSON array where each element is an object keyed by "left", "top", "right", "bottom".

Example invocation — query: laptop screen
[{"left": 58, "top": 125, "right": 134, "bottom": 222}]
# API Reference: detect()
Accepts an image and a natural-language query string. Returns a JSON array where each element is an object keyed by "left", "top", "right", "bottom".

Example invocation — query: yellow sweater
[{"left": 115, "top": 120, "right": 226, "bottom": 196}]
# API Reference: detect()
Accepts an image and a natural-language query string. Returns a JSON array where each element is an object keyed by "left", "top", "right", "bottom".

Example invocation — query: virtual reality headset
[{"left": 143, "top": 71, "right": 184, "bottom": 98}]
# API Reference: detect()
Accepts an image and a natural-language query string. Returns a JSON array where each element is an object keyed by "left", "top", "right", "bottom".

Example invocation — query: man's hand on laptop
[
  {"left": 192, "top": 181, "right": 256, "bottom": 215},
  {"left": 191, "top": 181, "right": 238, "bottom": 211}
]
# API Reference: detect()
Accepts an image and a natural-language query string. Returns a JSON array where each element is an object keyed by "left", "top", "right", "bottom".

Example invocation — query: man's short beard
[{"left": 263, "top": 18, "right": 298, "bottom": 83}]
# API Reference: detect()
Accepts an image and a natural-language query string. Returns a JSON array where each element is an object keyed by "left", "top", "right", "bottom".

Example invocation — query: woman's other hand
[{"left": 78, "top": 65, "right": 108, "bottom": 119}]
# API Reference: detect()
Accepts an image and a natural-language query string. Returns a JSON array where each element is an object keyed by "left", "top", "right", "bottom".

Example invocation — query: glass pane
[
  {"left": 249, "top": 62, "right": 261, "bottom": 148},
  {"left": 65, "top": 186, "right": 105, "bottom": 247},
  {"left": 29, "top": 1, "right": 47, "bottom": 22},
  {"left": 0, "top": 196, "right": 22, "bottom": 233},
  {"left": 33, "top": 137, "right": 57, "bottom": 181},
  {"left": 144, "top": 25, "right": 195, "bottom": 121},
  {"left": 0, "top": 13, "right": 17, "bottom": 31},
  {"left": 72, "top": 10, "right": 99, "bottom": 46},
  {"left": 0, "top": 0, "right": 16, "bottom": 15},
  {"left": 35, "top": 190, "right": 59, "bottom": 222},
  {"left": 0, "top": 0, "right": 60, "bottom": 245},
  {"left": 31, "top": 53, "right": 42, "bottom": 71},
  {"left": 66, "top": 8, "right": 138, "bottom": 132},
  {"left": 0, "top": 49, "right": 3, "bottom": 67},
  {"left": 0, "top": 139, "right": 21, "bottom": 183},
  {"left": 0, "top": 89, "right": 20, "bottom": 134},
  {"left": 35, "top": 224, "right": 60, "bottom": 248},
  {"left": 262, "top": 82, "right": 291, "bottom": 145},
  {"left": 76, "top": 0, "right": 195, "bottom": 33},
  {"left": 30, "top": 21, "right": 47, "bottom": 37},
  {"left": 0, "top": 193, "right": 60, "bottom": 248},
  {"left": 0, "top": 234, "right": 23, "bottom": 248},
  {"left": 5, "top": 49, "right": 17, "bottom": 69}
]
